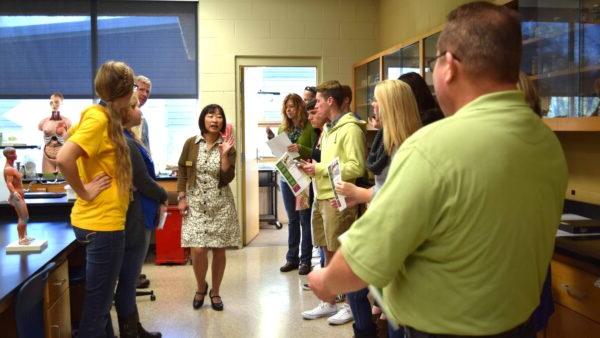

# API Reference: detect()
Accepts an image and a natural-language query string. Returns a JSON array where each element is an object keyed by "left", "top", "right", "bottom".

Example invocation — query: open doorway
[{"left": 236, "top": 57, "right": 319, "bottom": 246}]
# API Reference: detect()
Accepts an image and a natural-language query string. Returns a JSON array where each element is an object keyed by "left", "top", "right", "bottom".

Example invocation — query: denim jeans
[
  {"left": 280, "top": 180, "right": 312, "bottom": 265},
  {"left": 388, "top": 322, "right": 405, "bottom": 338},
  {"left": 319, "top": 246, "right": 325, "bottom": 267},
  {"left": 114, "top": 242, "right": 147, "bottom": 318},
  {"left": 348, "top": 288, "right": 377, "bottom": 336},
  {"left": 73, "top": 227, "right": 125, "bottom": 338}
]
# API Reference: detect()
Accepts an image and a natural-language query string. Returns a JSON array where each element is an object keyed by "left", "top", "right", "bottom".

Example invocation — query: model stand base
[{"left": 6, "top": 239, "right": 48, "bottom": 253}]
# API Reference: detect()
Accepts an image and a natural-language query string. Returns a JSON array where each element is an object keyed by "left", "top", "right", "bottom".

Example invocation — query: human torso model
[
  {"left": 3, "top": 147, "right": 33, "bottom": 245},
  {"left": 39, "top": 94, "right": 71, "bottom": 173}
]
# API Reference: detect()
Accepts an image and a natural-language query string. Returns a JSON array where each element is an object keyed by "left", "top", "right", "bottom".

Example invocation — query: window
[{"left": 0, "top": 1, "right": 198, "bottom": 173}]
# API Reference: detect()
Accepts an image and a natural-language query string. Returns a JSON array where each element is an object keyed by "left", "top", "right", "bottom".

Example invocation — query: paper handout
[
  {"left": 328, "top": 157, "right": 347, "bottom": 211},
  {"left": 266, "top": 132, "right": 301, "bottom": 159},
  {"left": 274, "top": 152, "right": 310, "bottom": 196}
]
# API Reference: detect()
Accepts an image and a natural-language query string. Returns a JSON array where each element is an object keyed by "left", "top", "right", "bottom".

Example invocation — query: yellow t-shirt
[{"left": 68, "top": 105, "right": 128, "bottom": 231}]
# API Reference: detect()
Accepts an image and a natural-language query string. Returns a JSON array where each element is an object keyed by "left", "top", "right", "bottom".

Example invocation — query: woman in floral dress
[{"left": 177, "top": 104, "right": 238, "bottom": 311}]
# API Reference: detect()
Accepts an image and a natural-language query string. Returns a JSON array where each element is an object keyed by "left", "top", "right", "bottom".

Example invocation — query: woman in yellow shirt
[{"left": 57, "top": 60, "right": 134, "bottom": 337}]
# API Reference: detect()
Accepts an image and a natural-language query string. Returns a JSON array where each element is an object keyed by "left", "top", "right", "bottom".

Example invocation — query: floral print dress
[{"left": 181, "top": 140, "right": 239, "bottom": 248}]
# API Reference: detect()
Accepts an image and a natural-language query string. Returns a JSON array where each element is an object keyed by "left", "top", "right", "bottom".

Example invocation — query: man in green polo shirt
[{"left": 307, "top": 2, "right": 568, "bottom": 337}]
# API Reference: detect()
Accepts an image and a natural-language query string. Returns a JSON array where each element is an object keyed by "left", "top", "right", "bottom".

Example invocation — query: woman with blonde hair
[
  {"left": 266, "top": 93, "right": 317, "bottom": 275},
  {"left": 336, "top": 79, "right": 422, "bottom": 205},
  {"left": 333, "top": 79, "right": 422, "bottom": 338},
  {"left": 114, "top": 92, "right": 167, "bottom": 337},
  {"left": 517, "top": 71, "right": 543, "bottom": 117},
  {"left": 57, "top": 60, "right": 134, "bottom": 337}
]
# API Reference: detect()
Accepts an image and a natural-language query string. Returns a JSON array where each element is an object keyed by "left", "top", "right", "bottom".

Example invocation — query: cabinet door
[
  {"left": 44, "top": 259, "right": 69, "bottom": 307},
  {"left": 551, "top": 260, "right": 600, "bottom": 323},
  {"left": 546, "top": 303, "right": 600, "bottom": 338},
  {"left": 519, "top": 1, "right": 600, "bottom": 118},
  {"left": 45, "top": 290, "right": 72, "bottom": 338}
]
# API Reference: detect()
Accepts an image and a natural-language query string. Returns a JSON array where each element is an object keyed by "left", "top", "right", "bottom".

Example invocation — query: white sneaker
[
  {"left": 312, "top": 247, "right": 320, "bottom": 258},
  {"left": 327, "top": 305, "right": 354, "bottom": 325},
  {"left": 302, "top": 302, "right": 338, "bottom": 320}
]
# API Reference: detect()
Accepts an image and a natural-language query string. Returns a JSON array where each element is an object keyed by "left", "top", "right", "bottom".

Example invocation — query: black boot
[
  {"left": 134, "top": 309, "right": 162, "bottom": 338},
  {"left": 118, "top": 313, "right": 139, "bottom": 338}
]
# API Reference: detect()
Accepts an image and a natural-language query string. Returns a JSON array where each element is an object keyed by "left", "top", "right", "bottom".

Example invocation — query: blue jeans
[
  {"left": 388, "top": 322, "right": 405, "bottom": 338},
  {"left": 73, "top": 227, "right": 125, "bottom": 338},
  {"left": 280, "top": 180, "right": 312, "bottom": 265},
  {"left": 114, "top": 242, "right": 147, "bottom": 317},
  {"left": 348, "top": 288, "right": 377, "bottom": 336},
  {"left": 319, "top": 246, "right": 325, "bottom": 267}
]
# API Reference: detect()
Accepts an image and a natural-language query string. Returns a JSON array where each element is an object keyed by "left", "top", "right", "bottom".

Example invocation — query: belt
[{"left": 404, "top": 319, "right": 535, "bottom": 338}]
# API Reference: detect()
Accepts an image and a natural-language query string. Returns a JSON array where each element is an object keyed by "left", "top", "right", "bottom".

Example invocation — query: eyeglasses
[{"left": 427, "top": 51, "right": 461, "bottom": 72}]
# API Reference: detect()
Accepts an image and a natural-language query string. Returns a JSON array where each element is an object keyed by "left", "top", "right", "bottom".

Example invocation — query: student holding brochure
[{"left": 267, "top": 93, "right": 317, "bottom": 275}]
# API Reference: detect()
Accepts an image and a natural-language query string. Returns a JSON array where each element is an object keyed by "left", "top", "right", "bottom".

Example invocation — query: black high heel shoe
[
  {"left": 193, "top": 281, "right": 209, "bottom": 309},
  {"left": 209, "top": 289, "right": 224, "bottom": 311}
]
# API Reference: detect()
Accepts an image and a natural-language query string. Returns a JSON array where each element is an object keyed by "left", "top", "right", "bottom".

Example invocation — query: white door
[
  {"left": 236, "top": 58, "right": 320, "bottom": 246},
  {"left": 242, "top": 66, "right": 261, "bottom": 245}
]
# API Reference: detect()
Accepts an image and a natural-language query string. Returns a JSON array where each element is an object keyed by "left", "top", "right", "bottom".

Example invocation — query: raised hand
[{"left": 219, "top": 135, "right": 235, "bottom": 156}]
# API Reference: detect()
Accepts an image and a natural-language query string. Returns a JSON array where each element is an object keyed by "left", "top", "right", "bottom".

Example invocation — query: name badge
[{"left": 185, "top": 161, "right": 193, "bottom": 167}]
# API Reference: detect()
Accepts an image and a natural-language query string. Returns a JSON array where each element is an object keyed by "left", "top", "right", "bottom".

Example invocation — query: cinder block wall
[{"left": 198, "top": 0, "right": 380, "bottom": 120}]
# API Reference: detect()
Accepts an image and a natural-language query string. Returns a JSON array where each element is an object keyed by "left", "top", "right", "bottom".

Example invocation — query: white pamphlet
[
  {"left": 157, "top": 210, "right": 168, "bottom": 230},
  {"left": 274, "top": 152, "right": 311, "bottom": 196},
  {"left": 266, "top": 132, "right": 300, "bottom": 158},
  {"left": 328, "top": 157, "right": 347, "bottom": 211}
]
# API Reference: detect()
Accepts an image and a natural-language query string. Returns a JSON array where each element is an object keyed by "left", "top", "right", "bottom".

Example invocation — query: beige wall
[
  {"left": 377, "top": 0, "right": 509, "bottom": 51},
  {"left": 198, "top": 0, "right": 379, "bottom": 239},
  {"left": 199, "top": 0, "right": 380, "bottom": 121},
  {"left": 377, "top": 0, "right": 469, "bottom": 50}
]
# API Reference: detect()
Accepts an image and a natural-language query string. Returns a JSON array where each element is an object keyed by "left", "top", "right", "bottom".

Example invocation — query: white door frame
[{"left": 234, "top": 56, "right": 321, "bottom": 245}]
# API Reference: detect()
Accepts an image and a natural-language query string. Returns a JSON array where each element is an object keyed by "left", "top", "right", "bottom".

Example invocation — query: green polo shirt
[{"left": 341, "top": 91, "right": 568, "bottom": 335}]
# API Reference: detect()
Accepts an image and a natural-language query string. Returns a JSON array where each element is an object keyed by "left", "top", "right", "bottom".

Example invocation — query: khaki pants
[{"left": 311, "top": 199, "right": 357, "bottom": 251}]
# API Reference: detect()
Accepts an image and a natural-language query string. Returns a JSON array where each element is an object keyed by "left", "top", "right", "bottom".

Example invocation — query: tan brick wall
[{"left": 198, "top": 0, "right": 380, "bottom": 121}]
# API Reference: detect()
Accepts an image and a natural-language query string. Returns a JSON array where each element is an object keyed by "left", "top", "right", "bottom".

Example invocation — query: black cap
[{"left": 304, "top": 86, "right": 316, "bottom": 94}]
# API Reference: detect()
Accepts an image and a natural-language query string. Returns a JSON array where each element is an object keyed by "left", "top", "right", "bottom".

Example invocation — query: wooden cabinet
[
  {"left": 28, "top": 182, "right": 66, "bottom": 193},
  {"left": 545, "top": 258, "right": 600, "bottom": 338},
  {"left": 44, "top": 259, "right": 71, "bottom": 338},
  {"left": 546, "top": 304, "right": 600, "bottom": 338}
]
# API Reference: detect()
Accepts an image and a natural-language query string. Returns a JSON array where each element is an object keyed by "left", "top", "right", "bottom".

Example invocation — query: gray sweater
[{"left": 125, "top": 138, "right": 168, "bottom": 249}]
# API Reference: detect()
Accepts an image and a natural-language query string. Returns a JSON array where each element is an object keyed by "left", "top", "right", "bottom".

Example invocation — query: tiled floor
[{"left": 111, "top": 227, "right": 354, "bottom": 337}]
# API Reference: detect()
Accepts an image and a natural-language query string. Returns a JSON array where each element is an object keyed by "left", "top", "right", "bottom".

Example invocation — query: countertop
[
  {"left": 0, "top": 221, "right": 76, "bottom": 303},
  {"left": 554, "top": 236, "right": 600, "bottom": 275}
]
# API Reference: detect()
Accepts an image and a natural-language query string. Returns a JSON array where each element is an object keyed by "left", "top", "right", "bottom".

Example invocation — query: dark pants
[
  {"left": 73, "top": 227, "right": 125, "bottom": 338},
  {"left": 403, "top": 319, "right": 535, "bottom": 338},
  {"left": 114, "top": 243, "right": 147, "bottom": 317},
  {"left": 280, "top": 180, "right": 312, "bottom": 265},
  {"left": 388, "top": 323, "right": 406, "bottom": 338},
  {"left": 348, "top": 288, "right": 377, "bottom": 336}
]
